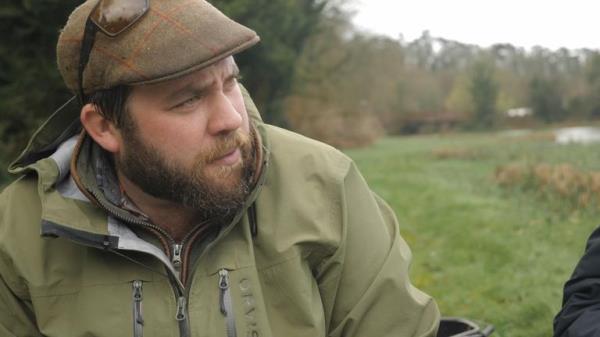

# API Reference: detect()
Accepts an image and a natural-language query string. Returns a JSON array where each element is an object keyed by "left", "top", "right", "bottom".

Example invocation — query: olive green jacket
[{"left": 0, "top": 91, "right": 439, "bottom": 337}]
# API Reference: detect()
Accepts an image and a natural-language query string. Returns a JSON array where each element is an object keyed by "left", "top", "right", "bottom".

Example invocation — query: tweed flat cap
[{"left": 57, "top": 0, "right": 260, "bottom": 95}]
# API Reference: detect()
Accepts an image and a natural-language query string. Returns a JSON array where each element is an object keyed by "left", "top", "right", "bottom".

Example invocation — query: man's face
[{"left": 115, "top": 57, "right": 255, "bottom": 216}]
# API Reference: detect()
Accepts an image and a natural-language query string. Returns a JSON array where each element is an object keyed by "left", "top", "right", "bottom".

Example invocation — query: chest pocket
[
  {"left": 186, "top": 227, "right": 274, "bottom": 337},
  {"left": 28, "top": 247, "right": 178, "bottom": 337}
]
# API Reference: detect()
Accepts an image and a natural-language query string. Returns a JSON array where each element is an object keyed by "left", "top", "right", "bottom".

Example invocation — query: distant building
[
  {"left": 505, "top": 107, "right": 533, "bottom": 118},
  {"left": 400, "top": 111, "right": 466, "bottom": 134}
]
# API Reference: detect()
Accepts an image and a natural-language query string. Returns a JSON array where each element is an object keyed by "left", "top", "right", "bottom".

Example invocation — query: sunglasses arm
[{"left": 77, "top": 18, "right": 99, "bottom": 106}]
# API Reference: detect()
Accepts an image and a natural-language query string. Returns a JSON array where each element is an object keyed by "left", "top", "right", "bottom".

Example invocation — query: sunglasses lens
[{"left": 90, "top": 0, "right": 149, "bottom": 36}]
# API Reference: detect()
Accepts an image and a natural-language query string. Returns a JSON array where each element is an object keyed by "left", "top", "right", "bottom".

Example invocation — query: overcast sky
[{"left": 351, "top": 0, "right": 599, "bottom": 51}]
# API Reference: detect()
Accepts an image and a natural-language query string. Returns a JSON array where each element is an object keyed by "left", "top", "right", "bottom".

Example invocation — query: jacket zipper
[
  {"left": 88, "top": 176, "right": 261, "bottom": 337},
  {"left": 170, "top": 224, "right": 206, "bottom": 283},
  {"left": 219, "top": 269, "right": 237, "bottom": 337},
  {"left": 176, "top": 295, "right": 190, "bottom": 337},
  {"left": 88, "top": 189, "right": 190, "bottom": 337},
  {"left": 172, "top": 220, "right": 214, "bottom": 282},
  {"left": 132, "top": 280, "right": 144, "bottom": 337},
  {"left": 172, "top": 244, "right": 183, "bottom": 279}
]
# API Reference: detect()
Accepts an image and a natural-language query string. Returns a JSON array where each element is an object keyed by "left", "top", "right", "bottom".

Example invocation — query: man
[
  {"left": 554, "top": 226, "right": 600, "bottom": 337},
  {"left": 0, "top": 0, "right": 439, "bottom": 336}
]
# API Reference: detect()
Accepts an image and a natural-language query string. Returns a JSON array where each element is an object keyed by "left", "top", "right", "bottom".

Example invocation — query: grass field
[{"left": 345, "top": 130, "right": 600, "bottom": 337}]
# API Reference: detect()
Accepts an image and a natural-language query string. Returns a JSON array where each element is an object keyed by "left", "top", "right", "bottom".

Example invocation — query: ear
[{"left": 80, "top": 104, "right": 122, "bottom": 153}]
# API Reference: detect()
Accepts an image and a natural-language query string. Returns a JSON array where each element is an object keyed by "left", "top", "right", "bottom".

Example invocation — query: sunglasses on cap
[{"left": 77, "top": 0, "right": 149, "bottom": 105}]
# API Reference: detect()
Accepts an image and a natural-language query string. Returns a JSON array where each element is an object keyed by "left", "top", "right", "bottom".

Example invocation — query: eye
[
  {"left": 224, "top": 75, "right": 242, "bottom": 90},
  {"left": 172, "top": 94, "right": 202, "bottom": 110}
]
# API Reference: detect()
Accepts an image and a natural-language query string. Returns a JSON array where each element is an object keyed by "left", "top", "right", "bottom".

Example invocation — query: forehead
[
  {"left": 130, "top": 56, "right": 238, "bottom": 98},
  {"left": 173, "top": 56, "right": 239, "bottom": 84}
]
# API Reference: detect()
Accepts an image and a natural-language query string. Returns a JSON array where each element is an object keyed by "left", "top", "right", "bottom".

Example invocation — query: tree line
[{"left": 288, "top": 24, "right": 600, "bottom": 145}]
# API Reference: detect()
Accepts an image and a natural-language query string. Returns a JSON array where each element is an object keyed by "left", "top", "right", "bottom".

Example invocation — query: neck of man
[{"left": 117, "top": 170, "right": 199, "bottom": 242}]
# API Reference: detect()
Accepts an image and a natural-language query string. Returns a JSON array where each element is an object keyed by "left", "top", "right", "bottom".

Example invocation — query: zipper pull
[
  {"left": 133, "top": 280, "right": 143, "bottom": 302},
  {"left": 176, "top": 296, "right": 187, "bottom": 321},
  {"left": 132, "top": 280, "right": 144, "bottom": 330},
  {"left": 219, "top": 269, "right": 230, "bottom": 315},
  {"left": 172, "top": 244, "right": 183, "bottom": 269}
]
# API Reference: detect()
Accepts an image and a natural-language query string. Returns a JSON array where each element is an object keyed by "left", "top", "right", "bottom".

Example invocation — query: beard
[{"left": 116, "top": 123, "right": 257, "bottom": 221}]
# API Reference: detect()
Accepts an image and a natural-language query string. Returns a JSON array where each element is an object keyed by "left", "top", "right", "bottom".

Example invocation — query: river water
[{"left": 555, "top": 126, "right": 600, "bottom": 144}]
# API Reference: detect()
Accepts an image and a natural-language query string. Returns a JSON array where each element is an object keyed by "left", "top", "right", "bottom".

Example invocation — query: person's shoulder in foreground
[
  {"left": 554, "top": 225, "right": 600, "bottom": 337},
  {"left": 0, "top": 0, "right": 439, "bottom": 336}
]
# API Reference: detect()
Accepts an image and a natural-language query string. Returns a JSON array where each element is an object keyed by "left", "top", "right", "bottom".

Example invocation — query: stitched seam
[
  {"left": 125, "top": 19, "right": 164, "bottom": 61},
  {"left": 149, "top": 7, "right": 218, "bottom": 54},
  {"left": 255, "top": 251, "right": 302, "bottom": 272},
  {"left": 29, "top": 280, "right": 156, "bottom": 298},
  {"left": 93, "top": 46, "right": 149, "bottom": 80},
  {"left": 126, "top": 0, "right": 196, "bottom": 61}
]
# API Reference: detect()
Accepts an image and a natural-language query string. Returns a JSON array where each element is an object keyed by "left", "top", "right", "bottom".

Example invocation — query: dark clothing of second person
[{"left": 555, "top": 225, "right": 600, "bottom": 337}]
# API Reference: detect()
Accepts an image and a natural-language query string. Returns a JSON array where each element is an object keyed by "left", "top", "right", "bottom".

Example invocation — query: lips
[{"left": 212, "top": 148, "right": 241, "bottom": 166}]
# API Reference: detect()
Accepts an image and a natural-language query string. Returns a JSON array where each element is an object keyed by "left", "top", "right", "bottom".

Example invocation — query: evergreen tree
[
  {"left": 215, "top": 0, "right": 328, "bottom": 125},
  {"left": 0, "top": 0, "right": 80, "bottom": 157},
  {"left": 529, "top": 76, "right": 565, "bottom": 123},
  {"left": 469, "top": 61, "right": 498, "bottom": 129},
  {"left": 585, "top": 52, "right": 600, "bottom": 118}
]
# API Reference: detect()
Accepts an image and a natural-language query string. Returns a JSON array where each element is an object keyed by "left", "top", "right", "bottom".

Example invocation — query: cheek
[
  {"left": 238, "top": 105, "right": 250, "bottom": 133},
  {"left": 134, "top": 114, "right": 209, "bottom": 152},
  {"left": 230, "top": 87, "right": 250, "bottom": 131}
]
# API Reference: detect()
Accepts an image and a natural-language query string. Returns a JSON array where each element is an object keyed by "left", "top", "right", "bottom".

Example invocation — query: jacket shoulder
[
  {"left": 1, "top": 170, "right": 40, "bottom": 198},
  {"left": 0, "top": 175, "right": 43, "bottom": 245},
  {"left": 0, "top": 175, "right": 42, "bottom": 293},
  {"left": 254, "top": 125, "right": 356, "bottom": 266},
  {"left": 0, "top": 175, "right": 41, "bottom": 222},
  {"left": 263, "top": 125, "right": 352, "bottom": 183}
]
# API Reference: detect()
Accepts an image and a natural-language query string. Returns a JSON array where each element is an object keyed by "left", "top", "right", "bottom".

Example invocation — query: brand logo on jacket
[{"left": 239, "top": 278, "right": 259, "bottom": 337}]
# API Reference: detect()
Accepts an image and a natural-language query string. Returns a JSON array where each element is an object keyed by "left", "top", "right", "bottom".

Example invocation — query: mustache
[{"left": 200, "top": 130, "right": 251, "bottom": 164}]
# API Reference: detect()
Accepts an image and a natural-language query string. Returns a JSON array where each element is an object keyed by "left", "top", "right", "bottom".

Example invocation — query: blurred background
[{"left": 2, "top": 1, "right": 600, "bottom": 336}]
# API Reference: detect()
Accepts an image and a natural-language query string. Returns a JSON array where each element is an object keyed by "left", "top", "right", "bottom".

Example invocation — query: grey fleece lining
[
  {"left": 108, "top": 216, "right": 184, "bottom": 288},
  {"left": 56, "top": 176, "right": 88, "bottom": 202},
  {"left": 50, "top": 135, "right": 88, "bottom": 202},
  {"left": 49, "top": 135, "right": 78, "bottom": 184}
]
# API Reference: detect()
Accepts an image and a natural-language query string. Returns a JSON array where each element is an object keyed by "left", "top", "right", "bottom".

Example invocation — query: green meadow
[{"left": 346, "top": 130, "right": 600, "bottom": 337}]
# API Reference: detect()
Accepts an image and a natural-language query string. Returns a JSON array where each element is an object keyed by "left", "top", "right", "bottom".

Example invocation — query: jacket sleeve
[
  {"left": 0, "top": 258, "right": 42, "bottom": 337},
  {"left": 0, "top": 182, "right": 42, "bottom": 337},
  {"left": 554, "top": 226, "right": 600, "bottom": 337},
  {"left": 317, "top": 162, "right": 440, "bottom": 337}
]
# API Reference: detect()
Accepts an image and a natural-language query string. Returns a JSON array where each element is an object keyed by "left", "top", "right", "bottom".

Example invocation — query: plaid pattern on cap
[{"left": 57, "top": 0, "right": 260, "bottom": 95}]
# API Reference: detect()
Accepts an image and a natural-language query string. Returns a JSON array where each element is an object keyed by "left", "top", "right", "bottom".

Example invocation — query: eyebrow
[
  {"left": 164, "top": 78, "right": 212, "bottom": 105},
  {"left": 164, "top": 62, "right": 240, "bottom": 104},
  {"left": 229, "top": 62, "right": 240, "bottom": 77},
  {"left": 225, "top": 66, "right": 240, "bottom": 83}
]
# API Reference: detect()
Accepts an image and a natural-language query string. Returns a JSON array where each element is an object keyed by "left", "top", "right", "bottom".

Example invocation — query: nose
[{"left": 207, "top": 92, "right": 243, "bottom": 136}]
